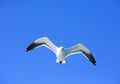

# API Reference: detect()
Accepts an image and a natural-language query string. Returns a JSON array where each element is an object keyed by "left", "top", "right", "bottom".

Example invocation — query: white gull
[{"left": 25, "top": 37, "right": 96, "bottom": 66}]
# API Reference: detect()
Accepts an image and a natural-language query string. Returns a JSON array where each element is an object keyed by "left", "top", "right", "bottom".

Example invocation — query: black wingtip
[
  {"left": 92, "top": 61, "right": 96, "bottom": 66},
  {"left": 93, "top": 63, "right": 96, "bottom": 66},
  {"left": 25, "top": 42, "right": 37, "bottom": 52},
  {"left": 88, "top": 53, "right": 96, "bottom": 66},
  {"left": 91, "top": 58, "right": 96, "bottom": 66},
  {"left": 25, "top": 49, "right": 29, "bottom": 52}
]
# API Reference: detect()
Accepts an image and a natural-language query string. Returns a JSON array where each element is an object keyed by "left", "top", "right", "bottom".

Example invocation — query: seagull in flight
[{"left": 25, "top": 37, "right": 96, "bottom": 66}]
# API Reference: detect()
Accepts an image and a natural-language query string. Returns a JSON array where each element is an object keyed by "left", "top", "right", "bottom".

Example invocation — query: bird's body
[
  {"left": 56, "top": 47, "right": 66, "bottom": 64},
  {"left": 25, "top": 37, "right": 96, "bottom": 66}
]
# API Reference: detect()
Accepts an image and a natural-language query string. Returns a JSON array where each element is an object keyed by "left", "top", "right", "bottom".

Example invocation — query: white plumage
[{"left": 25, "top": 37, "right": 96, "bottom": 66}]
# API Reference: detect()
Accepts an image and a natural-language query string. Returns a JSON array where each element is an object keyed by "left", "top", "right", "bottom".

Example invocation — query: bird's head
[
  {"left": 56, "top": 59, "right": 66, "bottom": 64},
  {"left": 59, "top": 47, "right": 64, "bottom": 50}
]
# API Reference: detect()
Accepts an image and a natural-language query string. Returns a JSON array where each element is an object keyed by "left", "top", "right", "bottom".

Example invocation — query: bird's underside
[{"left": 25, "top": 37, "right": 96, "bottom": 66}]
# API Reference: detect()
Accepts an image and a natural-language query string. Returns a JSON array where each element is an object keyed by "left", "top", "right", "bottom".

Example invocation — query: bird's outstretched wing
[
  {"left": 25, "top": 37, "right": 58, "bottom": 53},
  {"left": 65, "top": 44, "right": 96, "bottom": 66}
]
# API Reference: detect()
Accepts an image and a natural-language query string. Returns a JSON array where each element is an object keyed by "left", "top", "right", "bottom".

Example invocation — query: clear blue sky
[{"left": 0, "top": 0, "right": 120, "bottom": 84}]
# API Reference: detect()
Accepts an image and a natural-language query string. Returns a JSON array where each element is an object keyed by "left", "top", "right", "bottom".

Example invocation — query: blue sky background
[{"left": 0, "top": 0, "right": 120, "bottom": 84}]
